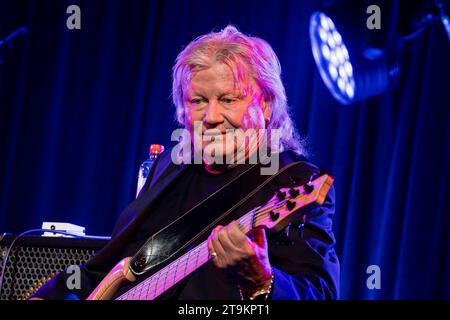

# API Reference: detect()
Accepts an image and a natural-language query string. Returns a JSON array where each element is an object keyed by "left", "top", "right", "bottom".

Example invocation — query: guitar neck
[{"left": 115, "top": 210, "right": 256, "bottom": 300}]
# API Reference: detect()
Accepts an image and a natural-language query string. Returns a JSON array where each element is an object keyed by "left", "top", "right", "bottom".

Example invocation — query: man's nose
[{"left": 204, "top": 100, "right": 224, "bottom": 126}]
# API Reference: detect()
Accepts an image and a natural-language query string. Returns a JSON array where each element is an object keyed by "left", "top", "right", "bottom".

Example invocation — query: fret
[
  {"left": 173, "top": 256, "right": 186, "bottom": 284},
  {"left": 161, "top": 267, "right": 171, "bottom": 295},
  {"left": 184, "top": 247, "right": 194, "bottom": 275},
  {"left": 138, "top": 284, "right": 146, "bottom": 300},
  {"left": 136, "top": 274, "right": 148, "bottom": 299},
  {"left": 141, "top": 275, "right": 150, "bottom": 299},
  {"left": 139, "top": 280, "right": 148, "bottom": 300},
  {"left": 195, "top": 242, "right": 209, "bottom": 268},
  {"left": 153, "top": 271, "right": 163, "bottom": 299},
  {"left": 154, "top": 280, "right": 163, "bottom": 298},
  {"left": 196, "top": 245, "right": 201, "bottom": 265},
  {"left": 148, "top": 269, "right": 161, "bottom": 300},
  {"left": 143, "top": 271, "right": 158, "bottom": 299},
  {"left": 182, "top": 248, "right": 189, "bottom": 278},
  {"left": 158, "top": 270, "right": 168, "bottom": 296},
  {"left": 141, "top": 282, "right": 148, "bottom": 298},
  {"left": 162, "top": 261, "right": 176, "bottom": 292},
  {"left": 190, "top": 245, "right": 200, "bottom": 273},
  {"left": 172, "top": 261, "right": 182, "bottom": 287},
  {"left": 197, "top": 242, "right": 209, "bottom": 265},
  {"left": 169, "top": 255, "right": 183, "bottom": 285},
  {"left": 129, "top": 286, "right": 138, "bottom": 300},
  {"left": 192, "top": 245, "right": 203, "bottom": 271},
  {"left": 173, "top": 254, "right": 187, "bottom": 283},
  {"left": 137, "top": 281, "right": 146, "bottom": 299},
  {"left": 165, "top": 262, "right": 175, "bottom": 289}
]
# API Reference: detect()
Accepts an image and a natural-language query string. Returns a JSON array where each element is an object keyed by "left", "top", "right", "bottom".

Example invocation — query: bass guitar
[{"left": 87, "top": 173, "right": 334, "bottom": 300}]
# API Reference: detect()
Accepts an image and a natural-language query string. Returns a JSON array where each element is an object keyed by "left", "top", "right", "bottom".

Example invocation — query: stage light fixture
[
  {"left": 309, "top": 0, "right": 450, "bottom": 106},
  {"left": 309, "top": 10, "right": 400, "bottom": 105}
]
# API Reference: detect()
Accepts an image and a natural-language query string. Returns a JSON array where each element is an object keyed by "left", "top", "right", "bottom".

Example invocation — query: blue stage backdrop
[{"left": 0, "top": 0, "right": 449, "bottom": 299}]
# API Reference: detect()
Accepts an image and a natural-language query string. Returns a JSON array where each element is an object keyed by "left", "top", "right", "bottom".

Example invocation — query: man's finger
[
  {"left": 218, "top": 224, "right": 240, "bottom": 253},
  {"left": 228, "top": 221, "right": 252, "bottom": 250},
  {"left": 211, "top": 226, "right": 226, "bottom": 267},
  {"left": 249, "top": 227, "right": 267, "bottom": 248}
]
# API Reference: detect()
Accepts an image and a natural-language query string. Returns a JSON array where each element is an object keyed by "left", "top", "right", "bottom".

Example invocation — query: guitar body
[{"left": 87, "top": 257, "right": 135, "bottom": 300}]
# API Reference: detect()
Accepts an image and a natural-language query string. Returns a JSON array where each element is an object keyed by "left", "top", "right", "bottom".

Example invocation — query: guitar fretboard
[{"left": 115, "top": 209, "right": 257, "bottom": 300}]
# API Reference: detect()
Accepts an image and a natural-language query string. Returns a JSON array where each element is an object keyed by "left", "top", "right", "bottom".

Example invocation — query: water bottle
[{"left": 136, "top": 144, "right": 164, "bottom": 197}]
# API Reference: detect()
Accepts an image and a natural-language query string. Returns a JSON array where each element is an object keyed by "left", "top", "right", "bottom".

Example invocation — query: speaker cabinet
[{"left": 0, "top": 234, "right": 108, "bottom": 300}]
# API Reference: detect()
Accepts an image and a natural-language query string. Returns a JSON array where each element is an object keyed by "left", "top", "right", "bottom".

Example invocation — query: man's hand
[{"left": 207, "top": 220, "right": 272, "bottom": 295}]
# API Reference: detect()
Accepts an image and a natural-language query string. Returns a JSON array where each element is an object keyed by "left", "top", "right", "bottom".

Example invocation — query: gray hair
[{"left": 172, "top": 25, "right": 305, "bottom": 155}]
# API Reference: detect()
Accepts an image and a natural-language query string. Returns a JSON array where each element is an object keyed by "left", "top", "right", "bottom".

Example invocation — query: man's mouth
[{"left": 202, "top": 129, "right": 228, "bottom": 136}]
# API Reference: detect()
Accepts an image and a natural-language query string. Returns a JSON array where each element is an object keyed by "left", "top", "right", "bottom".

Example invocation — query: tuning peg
[
  {"left": 289, "top": 187, "right": 299, "bottom": 198},
  {"left": 276, "top": 191, "right": 286, "bottom": 201},
  {"left": 286, "top": 200, "right": 296, "bottom": 211},
  {"left": 303, "top": 172, "right": 320, "bottom": 194},
  {"left": 303, "top": 183, "right": 314, "bottom": 194},
  {"left": 269, "top": 210, "right": 280, "bottom": 221}
]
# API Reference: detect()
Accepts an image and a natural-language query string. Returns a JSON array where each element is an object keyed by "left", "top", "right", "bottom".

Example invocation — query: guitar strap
[{"left": 129, "top": 155, "right": 305, "bottom": 277}]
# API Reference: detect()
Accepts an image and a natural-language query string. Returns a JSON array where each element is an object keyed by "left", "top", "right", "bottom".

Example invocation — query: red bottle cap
[{"left": 149, "top": 144, "right": 164, "bottom": 156}]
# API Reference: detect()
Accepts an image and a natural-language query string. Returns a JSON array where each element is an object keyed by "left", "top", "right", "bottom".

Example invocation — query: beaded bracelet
[{"left": 238, "top": 270, "right": 274, "bottom": 300}]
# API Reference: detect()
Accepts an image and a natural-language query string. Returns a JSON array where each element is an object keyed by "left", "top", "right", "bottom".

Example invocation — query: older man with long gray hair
[{"left": 31, "top": 25, "right": 339, "bottom": 300}]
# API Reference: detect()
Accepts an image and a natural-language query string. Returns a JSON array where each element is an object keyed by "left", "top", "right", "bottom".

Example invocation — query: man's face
[{"left": 184, "top": 62, "right": 271, "bottom": 165}]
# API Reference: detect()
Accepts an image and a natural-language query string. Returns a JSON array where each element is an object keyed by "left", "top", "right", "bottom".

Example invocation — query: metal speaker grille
[{"left": 0, "top": 235, "right": 107, "bottom": 300}]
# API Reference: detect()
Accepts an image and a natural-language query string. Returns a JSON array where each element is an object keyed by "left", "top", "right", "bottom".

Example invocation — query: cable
[
  {"left": 0, "top": 229, "right": 110, "bottom": 299},
  {"left": 402, "top": 0, "right": 450, "bottom": 42},
  {"left": 402, "top": 13, "right": 436, "bottom": 41}
]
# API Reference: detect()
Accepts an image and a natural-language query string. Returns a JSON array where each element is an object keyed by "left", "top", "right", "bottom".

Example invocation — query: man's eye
[
  {"left": 221, "top": 98, "right": 235, "bottom": 104},
  {"left": 190, "top": 99, "right": 204, "bottom": 105}
]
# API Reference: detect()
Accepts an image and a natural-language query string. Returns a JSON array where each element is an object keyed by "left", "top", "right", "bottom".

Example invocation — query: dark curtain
[{"left": 1, "top": 0, "right": 449, "bottom": 299}]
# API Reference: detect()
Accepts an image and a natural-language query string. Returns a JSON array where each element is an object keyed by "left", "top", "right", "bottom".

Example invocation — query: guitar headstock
[{"left": 254, "top": 174, "right": 334, "bottom": 232}]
